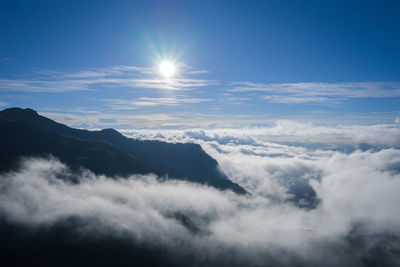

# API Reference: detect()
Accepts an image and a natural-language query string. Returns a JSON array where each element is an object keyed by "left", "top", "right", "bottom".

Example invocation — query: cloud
[
  {"left": 0, "top": 78, "right": 96, "bottom": 92},
  {"left": 123, "top": 121, "right": 400, "bottom": 148},
  {"left": 105, "top": 96, "right": 212, "bottom": 109},
  {"left": 0, "top": 65, "right": 216, "bottom": 92},
  {"left": 5, "top": 65, "right": 400, "bottom": 105},
  {"left": 229, "top": 81, "right": 400, "bottom": 103},
  {"left": 2, "top": 123, "right": 400, "bottom": 266},
  {"left": 39, "top": 109, "right": 281, "bottom": 129},
  {"left": 188, "top": 70, "right": 210, "bottom": 74},
  {"left": 263, "top": 95, "right": 330, "bottom": 103},
  {"left": 40, "top": 111, "right": 178, "bottom": 129}
]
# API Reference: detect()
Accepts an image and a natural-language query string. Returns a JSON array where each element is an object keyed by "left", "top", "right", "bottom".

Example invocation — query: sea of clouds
[{"left": 1, "top": 122, "right": 400, "bottom": 266}]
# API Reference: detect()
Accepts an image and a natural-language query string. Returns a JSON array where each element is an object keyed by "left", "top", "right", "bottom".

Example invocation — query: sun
[{"left": 159, "top": 60, "right": 176, "bottom": 78}]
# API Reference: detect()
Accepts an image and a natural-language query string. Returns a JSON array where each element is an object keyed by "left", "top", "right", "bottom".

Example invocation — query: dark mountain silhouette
[{"left": 0, "top": 107, "right": 245, "bottom": 194}]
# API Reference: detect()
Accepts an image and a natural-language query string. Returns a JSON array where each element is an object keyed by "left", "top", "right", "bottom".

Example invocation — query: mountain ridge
[{"left": 0, "top": 107, "right": 245, "bottom": 194}]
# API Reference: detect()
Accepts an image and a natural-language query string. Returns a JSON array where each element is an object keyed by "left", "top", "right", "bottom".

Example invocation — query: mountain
[{"left": 0, "top": 108, "right": 245, "bottom": 194}]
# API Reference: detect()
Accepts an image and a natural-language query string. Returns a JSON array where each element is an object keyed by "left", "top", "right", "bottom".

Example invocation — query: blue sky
[{"left": 1, "top": 0, "right": 399, "bottom": 129}]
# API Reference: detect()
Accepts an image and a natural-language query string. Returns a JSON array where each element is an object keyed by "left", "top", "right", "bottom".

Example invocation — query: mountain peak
[
  {"left": 100, "top": 128, "right": 123, "bottom": 136},
  {"left": 1, "top": 107, "right": 39, "bottom": 117}
]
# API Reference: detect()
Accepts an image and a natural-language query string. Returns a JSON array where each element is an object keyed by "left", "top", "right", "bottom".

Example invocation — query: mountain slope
[
  {"left": 0, "top": 108, "right": 245, "bottom": 194},
  {"left": 0, "top": 116, "right": 145, "bottom": 176}
]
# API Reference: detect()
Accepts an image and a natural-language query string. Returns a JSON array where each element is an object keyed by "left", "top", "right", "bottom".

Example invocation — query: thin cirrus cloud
[
  {"left": 2, "top": 64, "right": 400, "bottom": 106},
  {"left": 187, "top": 70, "right": 210, "bottom": 74},
  {"left": 40, "top": 110, "right": 178, "bottom": 129},
  {"left": 106, "top": 97, "right": 213, "bottom": 109},
  {"left": 228, "top": 81, "right": 400, "bottom": 103},
  {"left": 0, "top": 65, "right": 216, "bottom": 92}
]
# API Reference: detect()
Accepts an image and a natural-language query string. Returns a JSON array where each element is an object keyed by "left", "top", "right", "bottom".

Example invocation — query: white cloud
[
  {"left": 263, "top": 95, "right": 330, "bottom": 103},
  {"left": 0, "top": 65, "right": 216, "bottom": 92},
  {"left": 40, "top": 111, "right": 178, "bottom": 129},
  {"left": 229, "top": 81, "right": 400, "bottom": 103},
  {"left": 2, "top": 124, "right": 400, "bottom": 265},
  {"left": 188, "top": 70, "right": 210, "bottom": 74},
  {"left": 123, "top": 121, "right": 400, "bottom": 148},
  {"left": 105, "top": 96, "right": 212, "bottom": 109},
  {"left": 5, "top": 65, "right": 400, "bottom": 105}
]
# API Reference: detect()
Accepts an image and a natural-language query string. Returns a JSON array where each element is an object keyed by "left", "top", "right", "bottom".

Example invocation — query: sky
[{"left": 1, "top": 0, "right": 400, "bottom": 129}]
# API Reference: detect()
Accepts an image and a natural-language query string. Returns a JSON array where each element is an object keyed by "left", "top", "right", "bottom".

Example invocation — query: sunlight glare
[{"left": 159, "top": 61, "right": 175, "bottom": 78}]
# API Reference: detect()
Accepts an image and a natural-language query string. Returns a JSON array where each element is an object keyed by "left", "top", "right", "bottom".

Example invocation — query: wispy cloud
[
  {"left": 38, "top": 108, "right": 277, "bottom": 129},
  {"left": 106, "top": 97, "right": 212, "bottom": 109},
  {"left": 40, "top": 110, "right": 178, "bottom": 129},
  {"left": 188, "top": 70, "right": 210, "bottom": 74},
  {"left": 229, "top": 81, "right": 400, "bottom": 103},
  {"left": 0, "top": 65, "right": 216, "bottom": 92},
  {"left": 0, "top": 78, "right": 96, "bottom": 92},
  {"left": 224, "top": 96, "right": 251, "bottom": 105},
  {"left": 262, "top": 95, "right": 330, "bottom": 104},
  {"left": 3, "top": 65, "right": 399, "bottom": 105}
]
